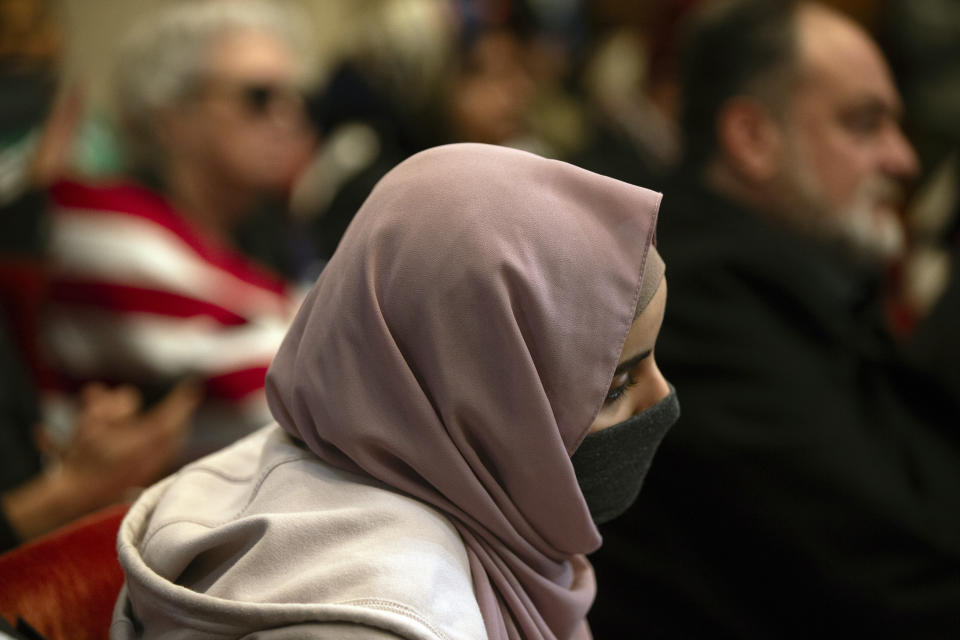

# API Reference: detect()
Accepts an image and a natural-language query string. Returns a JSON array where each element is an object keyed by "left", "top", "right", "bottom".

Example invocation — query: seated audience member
[
  {"left": 112, "top": 143, "right": 678, "bottom": 639},
  {"left": 883, "top": 0, "right": 960, "bottom": 399},
  {"left": 0, "top": 0, "right": 200, "bottom": 553},
  {"left": 589, "top": 1, "right": 960, "bottom": 638},
  {"left": 573, "top": 2, "right": 689, "bottom": 191},
  {"left": 303, "top": 0, "right": 540, "bottom": 261},
  {"left": 911, "top": 243, "right": 960, "bottom": 395},
  {"left": 42, "top": 0, "right": 317, "bottom": 460},
  {"left": 0, "top": 366, "right": 199, "bottom": 554}
]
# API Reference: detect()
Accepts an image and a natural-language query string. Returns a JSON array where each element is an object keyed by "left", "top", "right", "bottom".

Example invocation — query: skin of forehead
[
  {"left": 794, "top": 4, "right": 899, "bottom": 108},
  {"left": 204, "top": 29, "right": 298, "bottom": 81},
  {"left": 588, "top": 278, "right": 669, "bottom": 432}
]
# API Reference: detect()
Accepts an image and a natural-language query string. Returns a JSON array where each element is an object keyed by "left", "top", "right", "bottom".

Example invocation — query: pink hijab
[{"left": 265, "top": 143, "right": 662, "bottom": 639}]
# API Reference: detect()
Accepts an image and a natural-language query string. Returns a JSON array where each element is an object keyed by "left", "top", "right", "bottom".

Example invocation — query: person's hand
[
  {"left": 60, "top": 381, "right": 202, "bottom": 506},
  {"left": 2, "top": 381, "right": 201, "bottom": 542}
]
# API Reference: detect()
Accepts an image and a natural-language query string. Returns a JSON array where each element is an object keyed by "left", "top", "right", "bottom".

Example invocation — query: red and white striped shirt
[{"left": 43, "top": 179, "right": 301, "bottom": 457}]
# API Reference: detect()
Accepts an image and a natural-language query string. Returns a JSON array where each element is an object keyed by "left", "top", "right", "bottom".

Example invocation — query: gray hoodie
[{"left": 113, "top": 425, "right": 487, "bottom": 639}]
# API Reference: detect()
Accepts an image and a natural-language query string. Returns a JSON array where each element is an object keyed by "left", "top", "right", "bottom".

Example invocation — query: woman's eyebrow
[{"left": 614, "top": 349, "right": 652, "bottom": 375}]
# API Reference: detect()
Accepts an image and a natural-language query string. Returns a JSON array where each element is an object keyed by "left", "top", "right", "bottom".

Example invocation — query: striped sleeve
[{"left": 43, "top": 180, "right": 298, "bottom": 404}]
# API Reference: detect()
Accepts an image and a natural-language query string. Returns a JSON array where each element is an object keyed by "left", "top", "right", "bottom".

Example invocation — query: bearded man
[{"left": 588, "top": 2, "right": 960, "bottom": 637}]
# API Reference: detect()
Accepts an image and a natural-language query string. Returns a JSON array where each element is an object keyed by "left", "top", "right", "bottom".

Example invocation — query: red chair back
[{"left": 0, "top": 503, "right": 129, "bottom": 640}]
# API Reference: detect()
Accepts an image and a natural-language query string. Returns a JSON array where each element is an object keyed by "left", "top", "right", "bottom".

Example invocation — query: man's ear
[{"left": 716, "top": 96, "right": 784, "bottom": 183}]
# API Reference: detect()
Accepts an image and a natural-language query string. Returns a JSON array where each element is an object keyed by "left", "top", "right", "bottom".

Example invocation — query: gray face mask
[{"left": 571, "top": 385, "right": 680, "bottom": 525}]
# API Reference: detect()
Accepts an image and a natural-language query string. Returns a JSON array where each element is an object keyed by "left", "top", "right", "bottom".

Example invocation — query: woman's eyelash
[{"left": 605, "top": 372, "right": 638, "bottom": 405}]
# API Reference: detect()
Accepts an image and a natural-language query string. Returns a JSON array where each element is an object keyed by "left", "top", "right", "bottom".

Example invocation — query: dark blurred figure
[
  {"left": 882, "top": 0, "right": 960, "bottom": 399},
  {"left": 41, "top": 0, "right": 315, "bottom": 461},
  {"left": 0, "top": 0, "right": 200, "bottom": 553},
  {"left": 572, "top": 1, "right": 695, "bottom": 190},
  {"left": 589, "top": 1, "right": 960, "bottom": 637},
  {"left": 915, "top": 261, "right": 960, "bottom": 403},
  {"left": 302, "top": 0, "right": 546, "bottom": 261}
]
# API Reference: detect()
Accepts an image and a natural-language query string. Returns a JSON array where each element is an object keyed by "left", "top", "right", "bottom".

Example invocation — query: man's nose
[{"left": 882, "top": 124, "right": 919, "bottom": 181}]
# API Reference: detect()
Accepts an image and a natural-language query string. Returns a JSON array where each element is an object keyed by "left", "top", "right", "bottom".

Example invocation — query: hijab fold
[{"left": 266, "top": 143, "right": 662, "bottom": 639}]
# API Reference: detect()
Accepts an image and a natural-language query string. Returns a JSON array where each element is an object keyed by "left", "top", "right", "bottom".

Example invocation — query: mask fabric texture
[{"left": 572, "top": 386, "right": 680, "bottom": 524}]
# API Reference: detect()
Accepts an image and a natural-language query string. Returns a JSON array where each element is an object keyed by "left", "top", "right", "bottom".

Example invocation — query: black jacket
[{"left": 588, "top": 177, "right": 960, "bottom": 639}]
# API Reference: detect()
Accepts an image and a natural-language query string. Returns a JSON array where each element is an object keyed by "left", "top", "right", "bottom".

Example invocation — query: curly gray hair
[{"left": 112, "top": 0, "right": 315, "bottom": 172}]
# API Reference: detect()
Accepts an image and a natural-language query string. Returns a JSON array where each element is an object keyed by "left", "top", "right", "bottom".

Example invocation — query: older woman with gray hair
[
  {"left": 111, "top": 0, "right": 317, "bottom": 197},
  {"left": 42, "top": 0, "right": 318, "bottom": 461}
]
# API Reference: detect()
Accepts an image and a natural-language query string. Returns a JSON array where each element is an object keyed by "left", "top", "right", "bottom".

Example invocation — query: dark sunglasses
[
  {"left": 199, "top": 79, "right": 304, "bottom": 116},
  {"left": 239, "top": 83, "right": 303, "bottom": 114}
]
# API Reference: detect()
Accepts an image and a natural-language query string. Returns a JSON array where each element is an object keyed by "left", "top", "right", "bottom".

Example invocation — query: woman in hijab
[{"left": 113, "top": 143, "right": 679, "bottom": 640}]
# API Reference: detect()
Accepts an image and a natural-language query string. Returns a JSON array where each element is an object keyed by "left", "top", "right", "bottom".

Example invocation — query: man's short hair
[{"left": 679, "top": 0, "right": 801, "bottom": 170}]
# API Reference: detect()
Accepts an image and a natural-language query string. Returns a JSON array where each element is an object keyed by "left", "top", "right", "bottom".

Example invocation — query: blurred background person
[
  {"left": 299, "top": 0, "right": 581, "bottom": 261},
  {"left": 296, "top": 0, "right": 460, "bottom": 261},
  {"left": 588, "top": 1, "right": 960, "bottom": 637},
  {"left": 0, "top": 0, "right": 200, "bottom": 552},
  {"left": 881, "top": 0, "right": 960, "bottom": 399},
  {"left": 40, "top": 0, "right": 319, "bottom": 462},
  {"left": 572, "top": 0, "right": 692, "bottom": 191}
]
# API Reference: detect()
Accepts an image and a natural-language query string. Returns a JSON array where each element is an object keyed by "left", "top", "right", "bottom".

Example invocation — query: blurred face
[
  {"left": 589, "top": 278, "right": 670, "bottom": 433},
  {"left": 449, "top": 30, "right": 534, "bottom": 144},
  {"left": 170, "top": 28, "right": 315, "bottom": 195},
  {"left": 776, "top": 6, "right": 918, "bottom": 262}
]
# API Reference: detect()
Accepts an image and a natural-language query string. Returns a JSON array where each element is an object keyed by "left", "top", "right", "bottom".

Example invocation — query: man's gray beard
[{"left": 784, "top": 158, "right": 906, "bottom": 265}]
